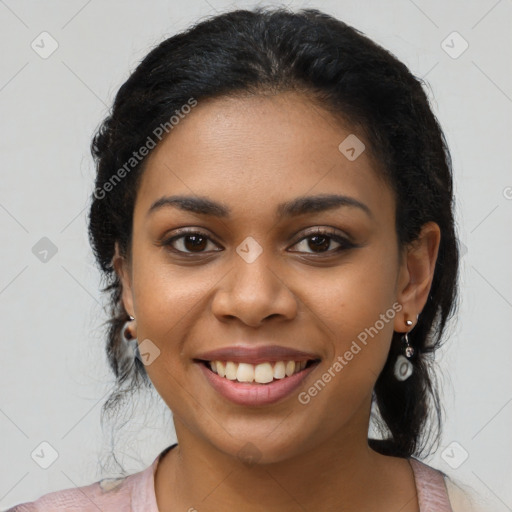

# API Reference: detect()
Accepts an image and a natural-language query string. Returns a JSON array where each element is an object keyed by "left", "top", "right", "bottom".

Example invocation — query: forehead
[{"left": 134, "top": 91, "right": 393, "bottom": 223}]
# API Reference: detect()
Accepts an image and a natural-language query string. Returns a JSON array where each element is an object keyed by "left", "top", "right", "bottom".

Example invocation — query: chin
[{"left": 196, "top": 419, "right": 317, "bottom": 466}]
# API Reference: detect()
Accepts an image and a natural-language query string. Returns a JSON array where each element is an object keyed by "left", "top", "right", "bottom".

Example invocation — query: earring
[
  {"left": 394, "top": 318, "right": 415, "bottom": 381},
  {"left": 121, "top": 317, "right": 137, "bottom": 345}
]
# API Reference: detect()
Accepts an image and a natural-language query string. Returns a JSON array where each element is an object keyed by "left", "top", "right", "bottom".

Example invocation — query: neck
[{"left": 154, "top": 402, "right": 416, "bottom": 511}]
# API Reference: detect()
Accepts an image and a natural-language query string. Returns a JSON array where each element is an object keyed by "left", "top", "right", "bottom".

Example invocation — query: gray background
[{"left": 1, "top": 0, "right": 511, "bottom": 509}]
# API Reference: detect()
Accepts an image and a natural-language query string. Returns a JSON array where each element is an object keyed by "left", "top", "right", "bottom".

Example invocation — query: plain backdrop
[{"left": 1, "top": 0, "right": 511, "bottom": 509}]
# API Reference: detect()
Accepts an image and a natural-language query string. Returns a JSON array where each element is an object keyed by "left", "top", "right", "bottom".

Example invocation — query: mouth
[
  {"left": 193, "top": 346, "right": 321, "bottom": 406},
  {"left": 198, "top": 359, "right": 319, "bottom": 384}
]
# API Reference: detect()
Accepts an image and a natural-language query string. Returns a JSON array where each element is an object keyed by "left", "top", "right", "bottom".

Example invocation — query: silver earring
[{"left": 394, "top": 320, "right": 415, "bottom": 381}]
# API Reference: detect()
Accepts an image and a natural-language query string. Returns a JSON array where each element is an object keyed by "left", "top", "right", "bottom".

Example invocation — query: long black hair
[{"left": 88, "top": 6, "right": 459, "bottom": 463}]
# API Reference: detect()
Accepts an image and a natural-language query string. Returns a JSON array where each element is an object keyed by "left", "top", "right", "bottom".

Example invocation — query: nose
[{"left": 211, "top": 250, "right": 298, "bottom": 328}]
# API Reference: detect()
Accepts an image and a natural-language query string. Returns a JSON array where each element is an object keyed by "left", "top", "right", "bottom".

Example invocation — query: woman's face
[{"left": 116, "top": 91, "right": 438, "bottom": 464}]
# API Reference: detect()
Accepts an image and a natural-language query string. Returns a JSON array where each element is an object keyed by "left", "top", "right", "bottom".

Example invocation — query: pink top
[{"left": 8, "top": 446, "right": 455, "bottom": 511}]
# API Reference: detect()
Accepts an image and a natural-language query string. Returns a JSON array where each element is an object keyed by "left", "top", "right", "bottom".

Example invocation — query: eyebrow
[{"left": 147, "top": 193, "right": 373, "bottom": 220}]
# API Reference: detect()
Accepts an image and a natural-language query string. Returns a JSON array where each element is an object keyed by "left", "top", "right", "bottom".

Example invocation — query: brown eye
[
  {"left": 162, "top": 230, "right": 221, "bottom": 254},
  {"left": 290, "top": 228, "right": 355, "bottom": 254},
  {"left": 307, "top": 234, "right": 331, "bottom": 252},
  {"left": 181, "top": 234, "right": 208, "bottom": 252}
]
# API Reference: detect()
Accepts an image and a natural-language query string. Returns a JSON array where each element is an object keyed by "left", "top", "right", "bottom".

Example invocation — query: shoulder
[
  {"left": 409, "top": 457, "right": 487, "bottom": 512},
  {"left": 6, "top": 462, "right": 158, "bottom": 512},
  {"left": 6, "top": 477, "right": 130, "bottom": 511},
  {"left": 444, "top": 474, "right": 488, "bottom": 512},
  {"left": 408, "top": 457, "right": 453, "bottom": 510}
]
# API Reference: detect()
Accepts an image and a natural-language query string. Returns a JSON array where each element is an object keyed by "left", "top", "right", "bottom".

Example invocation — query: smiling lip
[
  {"left": 194, "top": 345, "right": 320, "bottom": 406},
  {"left": 194, "top": 345, "right": 319, "bottom": 365},
  {"left": 197, "top": 361, "right": 318, "bottom": 406}
]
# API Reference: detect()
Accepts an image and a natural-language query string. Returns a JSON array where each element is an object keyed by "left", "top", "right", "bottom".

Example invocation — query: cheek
[
  {"left": 309, "top": 252, "right": 397, "bottom": 327},
  {"left": 304, "top": 252, "right": 398, "bottom": 372},
  {"left": 131, "top": 243, "right": 214, "bottom": 329},
  {"left": 129, "top": 250, "right": 218, "bottom": 389}
]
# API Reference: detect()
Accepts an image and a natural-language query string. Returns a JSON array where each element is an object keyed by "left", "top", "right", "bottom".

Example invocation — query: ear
[
  {"left": 394, "top": 221, "right": 441, "bottom": 332},
  {"left": 113, "top": 241, "right": 135, "bottom": 318}
]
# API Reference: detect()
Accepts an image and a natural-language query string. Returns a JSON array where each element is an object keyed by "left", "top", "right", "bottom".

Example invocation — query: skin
[{"left": 114, "top": 91, "right": 440, "bottom": 512}]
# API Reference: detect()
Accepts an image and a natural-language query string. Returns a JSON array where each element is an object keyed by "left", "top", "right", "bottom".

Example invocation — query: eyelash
[{"left": 160, "top": 227, "right": 356, "bottom": 256}]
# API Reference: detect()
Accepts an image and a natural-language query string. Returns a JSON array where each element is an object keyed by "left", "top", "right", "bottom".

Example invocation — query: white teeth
[
  {"left": 216, "top": 361, "right": 226, "bottom": 378},
  {"left": 273, "top": 361, "right": 286, "bottom": 379},
  {"left": 225, "top": 361, "right": 237, "bottom": 380},
  {"left": 236, "top": 363, "right": 254, "bottom": 382},
  {"left": 208, "top": 360, "right": 310, "bottom": 384},
  {"left": 285, "top": 361, "right": 296, "bottom": 377},
  {"left": 254, "top": 362, "right": 274, "bottom": 384}
]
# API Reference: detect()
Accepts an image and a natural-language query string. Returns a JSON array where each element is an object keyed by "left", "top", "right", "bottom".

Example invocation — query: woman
[{"left": 11, "top": 6, "right": 485, "bottom": 511}]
